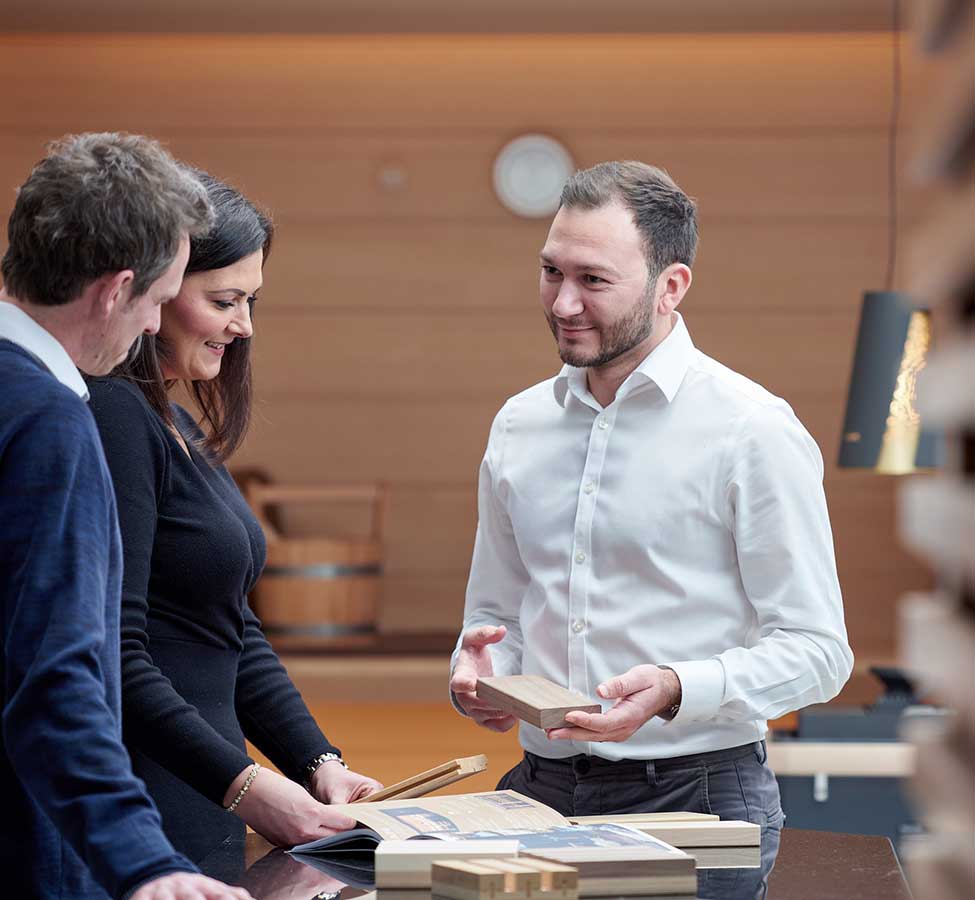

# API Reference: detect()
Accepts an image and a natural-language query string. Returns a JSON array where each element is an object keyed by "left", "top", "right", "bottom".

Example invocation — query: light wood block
[
  {"left": 431, "top": 858, "right": 578, "bottom": 900},
  {"left": 476, "top": 676, "right": 600, "bottom": 730},
  {"left": 375, "top": 839, "right": 519, "bottom": 889},
  {"left": 523, "top": 846, "right": 697, "bottom": 897},
  {"left": 356, "top": 754, "right": 488, "bottom": 804},
  {"left": 626, "top": 820, "right": 760, "bottom": 848},
  {"left": 766, "top": 740, "right": 916, "bottom": 777},
  {"left": 569, "top": 812, "right": 718, "bottom": 825}
]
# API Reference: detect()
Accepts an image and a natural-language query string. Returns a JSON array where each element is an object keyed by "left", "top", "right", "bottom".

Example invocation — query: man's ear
[
  {"left": 654, "top": 263, "right": 692, "bottom": 316},
  {"left": 91, "top": 269, "right": 136, "bottom": 320}
]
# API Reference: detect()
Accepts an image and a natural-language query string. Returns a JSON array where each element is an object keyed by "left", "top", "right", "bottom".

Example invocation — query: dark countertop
[{"left": 199, "top": 827, "right": 912, "bottom": 900}]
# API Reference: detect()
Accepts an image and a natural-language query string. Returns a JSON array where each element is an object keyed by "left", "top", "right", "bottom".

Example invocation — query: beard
[{"left": 548, "top": 283, "right": 656, "bottom": 369}]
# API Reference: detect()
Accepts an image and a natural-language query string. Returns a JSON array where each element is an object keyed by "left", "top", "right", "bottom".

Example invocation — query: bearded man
[{"left": 450, "top": 161, "right": 853, "bottom": 883}]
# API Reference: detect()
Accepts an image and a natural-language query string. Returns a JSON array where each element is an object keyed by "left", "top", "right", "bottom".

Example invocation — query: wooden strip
[
  {"left": 569, "top": 812, "right": 718, "bottom": 825},
  {"left": 476, "top": 676, "right": 600, "bottom": 729},
  {"left": 906, "top": 190, "right": 975, "bottom": 308},
  {"left": 899, "top": 592, "right": 975, "bottom": 720},
  {"left": 915, "top": 340, "right": 975, "bottom": 428},
  {"left": 625, "top": 820, "right": 761, "bottom": 848},
  {"left": 251, "top": 220, "right": 897, "bottom": 314},
  {"left": 355, "top": 754, "right": 488, "bottom": 804},
  {"left": 899, "top": 477, "right": 975, "bottom": 577},
  {"left": 766, "top": 740, "right": 916, "bottom": 776},
  {"left": 0, "top": 34, "right": 905, "bottom": 133},
  {"left": 375, "top": 839, "right": 519, "bottom": 889}
]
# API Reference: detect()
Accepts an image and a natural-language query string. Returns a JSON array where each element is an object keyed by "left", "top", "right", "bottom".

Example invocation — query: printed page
[{"left": 331, "top": 790, "right": 569, "bottom": 841}]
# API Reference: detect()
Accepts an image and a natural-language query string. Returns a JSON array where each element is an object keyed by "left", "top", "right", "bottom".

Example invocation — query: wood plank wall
[{"left": 0, "top": 33, "right": 931, "bottom": 660}]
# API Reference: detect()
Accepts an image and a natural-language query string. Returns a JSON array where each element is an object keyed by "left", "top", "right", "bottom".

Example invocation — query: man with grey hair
[
  {"left": 0, "top": 133, "right": 253, "bottom": 899},
  {"left": 451, "top": 161, "right": 853, "bottom": 880}
]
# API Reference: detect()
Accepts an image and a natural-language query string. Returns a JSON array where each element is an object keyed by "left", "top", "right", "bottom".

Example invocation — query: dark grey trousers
[{"left": 497, "top": 741, "right": 784, "bottom": 899}]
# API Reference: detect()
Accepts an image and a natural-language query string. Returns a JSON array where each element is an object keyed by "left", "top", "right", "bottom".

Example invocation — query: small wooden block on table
[
  {"left": 353, "top": 754, "right": 487, "bottom": 803},
  {"left": 522, "top": 846, "right": 697, "bottom": 897},
  {"left": 375, "top": 839, "right": 520, "bottom": 888},
  {"left": 475, "top": 676, "right": 600, "bottom": 729},
  {"left": 431, "top": 857, "right": 578, "bottom": 900}
]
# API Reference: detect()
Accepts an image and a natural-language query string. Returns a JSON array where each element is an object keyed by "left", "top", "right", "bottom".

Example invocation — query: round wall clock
[{"left": 492, "top": 134, "right": 575, "bottom": 218}]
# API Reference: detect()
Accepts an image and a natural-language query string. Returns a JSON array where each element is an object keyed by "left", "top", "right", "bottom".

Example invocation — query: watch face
[{"left": 493, "top": 134, "right": 575, "bottom": 218}]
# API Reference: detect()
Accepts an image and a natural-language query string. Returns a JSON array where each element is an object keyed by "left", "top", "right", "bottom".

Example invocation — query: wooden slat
[
  {"left": 251, "top": 220, "right": 897, "bottom": 313},
  {"left": 899, "top": 478, "right": 975, "bottom": 578},
  {"left": 900, "top": 592, "right": 975, "bottom": 718},
  {"left": 0, "top": 0, "right": 914, "bottom": 35},
  {"left": 906, "top": 189, "right": 975, "bottom": 309},
  {"left": 916, "top": 341, "right": 975, "bottom": 428},
  {"left": 0, "top": 132, "right": 896, "bottom": 227},
  {"left": 911, "top": 41, "right": 975, "bottom": 182},
  {"left": 766, "top": 740, "right": 916, "bottom": 776},
  {"left": 0, "top": 34, "right": 908, "bottom": 133}
]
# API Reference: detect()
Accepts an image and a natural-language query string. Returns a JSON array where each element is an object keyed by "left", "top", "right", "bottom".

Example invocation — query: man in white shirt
[{"left": 450, "top": 161, "right": 853, "bottom": 877}]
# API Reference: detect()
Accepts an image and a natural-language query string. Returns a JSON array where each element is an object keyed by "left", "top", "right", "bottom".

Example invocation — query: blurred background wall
[{"left": 0, "top": 2, "right": 940, "bottom": 781}]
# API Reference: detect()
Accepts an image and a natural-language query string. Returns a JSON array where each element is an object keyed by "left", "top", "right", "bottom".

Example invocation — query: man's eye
[
  {"left": 214, "top": 300, "right": 235, "bottom": 310},
  {"left": 541, "top": 266, "right": 561, "bottom": 277},
  {"left": 584, "top": 274, "right": 605, "bottom": 285}
]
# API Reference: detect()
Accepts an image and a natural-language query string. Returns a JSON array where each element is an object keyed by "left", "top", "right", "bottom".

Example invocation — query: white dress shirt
[
  {"left": 0, "top": 299, "right": 88, "bottom": 399},
  {"left": 455, "top": 313, "right": 853, "bottom": 761}
]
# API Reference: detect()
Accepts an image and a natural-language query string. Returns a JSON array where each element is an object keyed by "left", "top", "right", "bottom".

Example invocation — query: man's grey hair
[
  {"left": 560, "top": 160, "right": 698, "bottom": 277},
  {"left": 1, "top": 132, "right": 214, "bottom": 307}
]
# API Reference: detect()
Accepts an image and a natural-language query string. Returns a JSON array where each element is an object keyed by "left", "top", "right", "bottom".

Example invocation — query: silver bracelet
[
  {"left": 305, "top": 751, "right": 347, "bottom": 782},
  {"left": 226, "top": 763, "right": 261, "bottom": 813}
]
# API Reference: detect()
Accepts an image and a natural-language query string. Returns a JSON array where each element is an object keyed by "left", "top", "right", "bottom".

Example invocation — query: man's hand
[
  {"left": 547, "top": 665, "right": 681, "bottom": 743},
  {"left": 130, "top": 872, "right": 254, "bottom": 900},
  {"left": 310, "top": 759, "right": 383, "bottom": 804},
  {"left": 449, "top": 625, "right": 517, "bottom": 732}
]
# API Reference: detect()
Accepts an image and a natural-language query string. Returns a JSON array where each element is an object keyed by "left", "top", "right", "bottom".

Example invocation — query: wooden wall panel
[
  {"left": 0, "top": 34, "right": 909, "bottom": 133},
  {"left": 0, "top": 32, "right": 933, "bottom": 664}
]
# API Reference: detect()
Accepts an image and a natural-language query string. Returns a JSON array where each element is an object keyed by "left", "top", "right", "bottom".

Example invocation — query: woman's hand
[
  {"left": 309, "top": 759, "right": 383, "bottom": 804},
  {"left": 225, "top": 766, "right": 357, "bottom": 847}
]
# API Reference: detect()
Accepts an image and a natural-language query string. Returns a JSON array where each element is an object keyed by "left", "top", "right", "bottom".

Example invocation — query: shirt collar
[
  {"left": 0, "top": 300, "right": 89, "bottom": 400},
  {"left": 553, "top": 311, "right": 694, "bottom": 408}
]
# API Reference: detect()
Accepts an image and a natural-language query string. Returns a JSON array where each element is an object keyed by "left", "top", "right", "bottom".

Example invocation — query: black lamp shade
[{"left": 838, "top": 291, "right": 941, "bottom": 473}]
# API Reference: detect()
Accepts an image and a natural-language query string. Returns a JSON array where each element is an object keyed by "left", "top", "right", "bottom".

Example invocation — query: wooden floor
[{"left": 248, "top": 702, "right": 524, "bottom": 793}]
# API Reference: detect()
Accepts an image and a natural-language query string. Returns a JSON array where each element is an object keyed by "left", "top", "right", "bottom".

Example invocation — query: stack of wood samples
[
  {"left": 569, "top": 813, "right": 761, "bottom": 868},
  {"left": 898, "top": 1, "right": 975, "bottom": 898},
  {"left": 375, "top": 839, "right": 519, "bottom": 888}
]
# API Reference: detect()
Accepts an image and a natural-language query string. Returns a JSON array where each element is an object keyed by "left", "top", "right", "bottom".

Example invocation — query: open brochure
[{"left": 288, "top": 790, "right": 684, "bottom": 856}]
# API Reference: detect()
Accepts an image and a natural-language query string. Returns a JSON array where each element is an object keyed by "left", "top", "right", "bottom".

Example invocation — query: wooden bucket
[{"left": 246, "top": 483, "right": 388, "bottom": 651}]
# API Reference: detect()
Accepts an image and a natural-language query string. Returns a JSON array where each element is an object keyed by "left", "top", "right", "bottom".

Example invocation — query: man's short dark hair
[
  {"left": 560, "top": 160, "right": 698, "bottom": 277},
  {"left": 1, "top": 132, "right": 213, "bottom": 307}
]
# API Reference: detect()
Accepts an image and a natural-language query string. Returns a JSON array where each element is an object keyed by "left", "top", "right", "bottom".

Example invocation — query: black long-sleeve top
[{"left": 88, "top": 378, "right": 339, "bottom": 808}]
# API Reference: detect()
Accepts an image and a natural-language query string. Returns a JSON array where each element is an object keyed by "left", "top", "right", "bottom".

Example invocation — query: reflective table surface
[{"left": 199, "top": 828, "right": 912, "bottom": 900}]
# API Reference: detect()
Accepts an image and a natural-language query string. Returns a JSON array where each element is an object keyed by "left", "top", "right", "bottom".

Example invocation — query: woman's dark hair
[{"left": 115, "top": 170, "right": 273, "bottom": 463}]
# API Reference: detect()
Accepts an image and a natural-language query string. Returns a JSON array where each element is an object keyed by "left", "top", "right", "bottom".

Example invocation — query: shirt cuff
[{"left": 663, "top": 659, "right": 725, "bottom": 724}]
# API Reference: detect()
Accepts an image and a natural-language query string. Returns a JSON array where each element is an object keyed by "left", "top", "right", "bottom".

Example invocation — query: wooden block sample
[
  {"left": 354, "top": 754, "right": 488, "bottom": 803},
  {"left": 475, "top": 676, "right": 600, "bottom": 729},
  {"left": 569, "top": 812, "right": 719, "bottom": 826},
  {"left": 523, "top": 846, "right": 697, "bottom": 897},
  {"left": 625, "top": 819, "right": 761, "bottom": 848},
  {"left": 375, "top": 839, "right": 519, "bottom": 888},
  {"left": 431, "top": 857, "right": 578, "bottom": 900}
]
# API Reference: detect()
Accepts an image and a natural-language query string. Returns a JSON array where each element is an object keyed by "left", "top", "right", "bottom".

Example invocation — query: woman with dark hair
[{"left": 87, "top": 172, "right": 382, "bottom": 863}]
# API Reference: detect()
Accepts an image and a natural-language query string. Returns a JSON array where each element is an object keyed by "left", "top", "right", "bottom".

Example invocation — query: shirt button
[
  {"left": 597, "top": 419, "right": 609, "bottom": 430},
  {"left": 575, "top": 552, "right": 586, "bottom": 563},
  {"left": 584, "top": 482, "right": 595, "bottom": 494},
  {"left": 572, "top": 619, "right": 586, "bottom": 634}
]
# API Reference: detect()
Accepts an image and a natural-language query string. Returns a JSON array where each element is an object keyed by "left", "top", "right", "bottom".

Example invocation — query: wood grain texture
[
  {"left": 523, "top": 847, "right": 697, "bottom": 897},
  {"left": 476, "top": 676, "right": 601, "bottom": 729},
  {"left": 354, "top": 753, "right": 488, "bottom": 804},
  {"left": 0, "top": 32, "right": 929, "bottom": 663}
]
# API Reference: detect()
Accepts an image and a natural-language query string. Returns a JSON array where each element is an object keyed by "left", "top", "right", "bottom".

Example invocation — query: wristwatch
[
  {"left": 657, "top": 665, "right": 682, "bottom": 720},
  {"left": 305, "top": 751, "right": 347, "bottom": 783}
]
